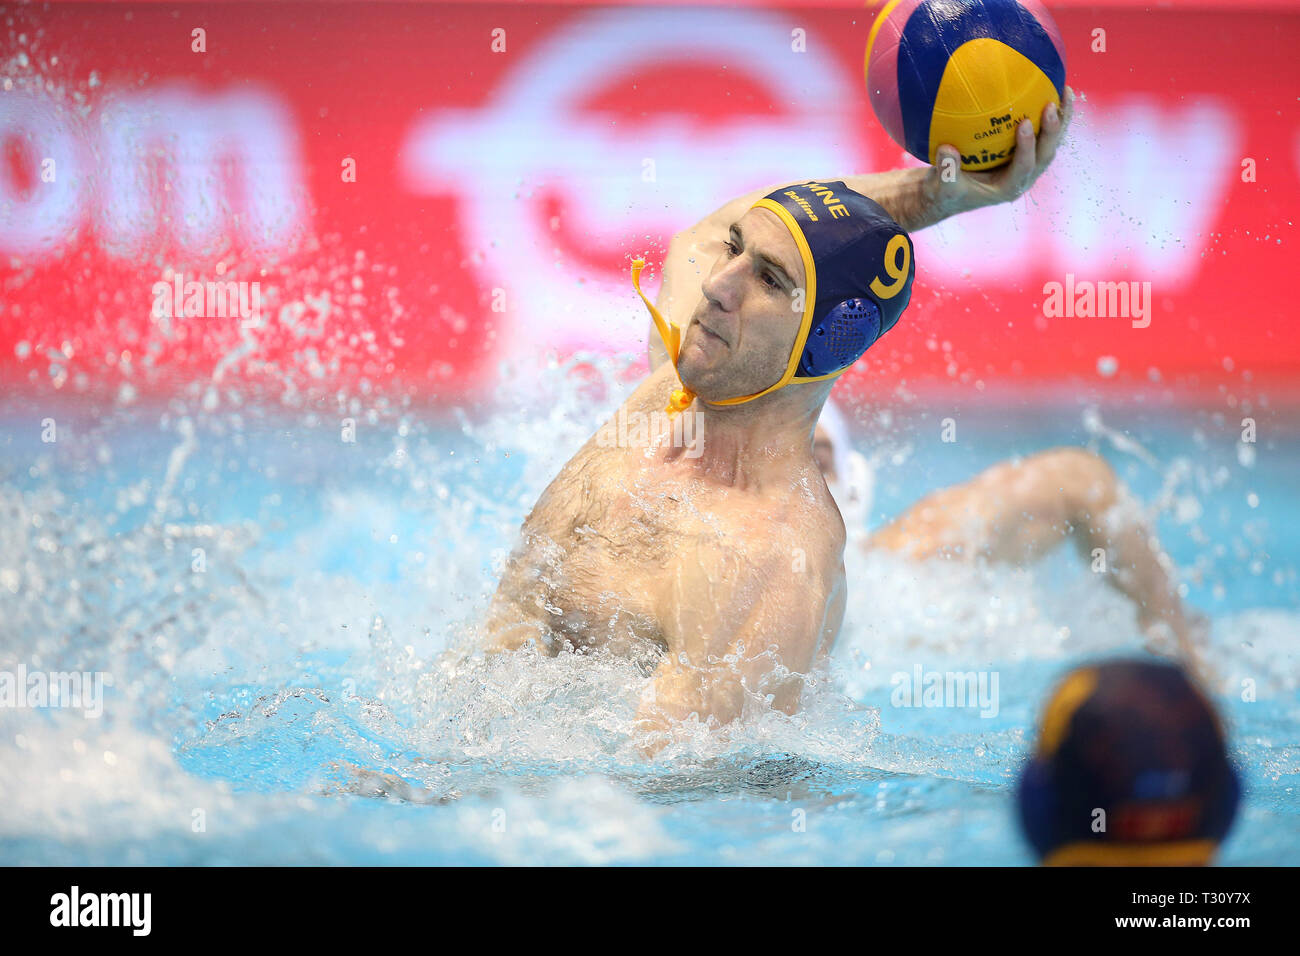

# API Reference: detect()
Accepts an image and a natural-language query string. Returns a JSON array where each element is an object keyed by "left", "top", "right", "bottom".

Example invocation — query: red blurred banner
[{"left": 2, "top": 2, "right": 1297, "bottom": 403}]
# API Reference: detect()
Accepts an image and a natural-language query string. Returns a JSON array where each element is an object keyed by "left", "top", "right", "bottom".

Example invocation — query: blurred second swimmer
[
  {"left": 814, "top": 397, "right": 874, "bottom": 532},
  {"left": 813, "top": 401, "right": 1211, "bottom": 681},
  {"left": 1017, "top": 658, "right": 1240, "bottom": 866}
]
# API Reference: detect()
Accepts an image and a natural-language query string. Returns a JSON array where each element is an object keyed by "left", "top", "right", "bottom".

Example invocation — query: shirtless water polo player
[{"left": 485, "top": 91, "right": 1205, "bottom": 742}]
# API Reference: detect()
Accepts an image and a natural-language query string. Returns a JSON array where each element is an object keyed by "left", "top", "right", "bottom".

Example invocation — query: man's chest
[{"left": 518, "top": 443, "right": 726, "bottom": 636}]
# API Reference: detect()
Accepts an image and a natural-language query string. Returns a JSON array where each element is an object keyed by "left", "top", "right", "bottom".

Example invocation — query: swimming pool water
[{"left": 1, "top": 369, "right": 1296, "bottom": 865}]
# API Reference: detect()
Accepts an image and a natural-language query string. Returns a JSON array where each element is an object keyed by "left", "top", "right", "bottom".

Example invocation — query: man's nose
[{"left": 702, "top": 254, "right": 746, "bottom": 313}]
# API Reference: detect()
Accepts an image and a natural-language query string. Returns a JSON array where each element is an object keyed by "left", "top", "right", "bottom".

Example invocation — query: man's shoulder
[
  {"left": 583, "top": 361, "right": 679, "bottom": 455},
  {"left": 622, "top": 359, "right": 680, "bottom": 415},
  {"left": 708, "top": 473, "right": 846, "bottom": 575},
  {"left": 768, "top": 463, "right": 846, "bottom": 547}
]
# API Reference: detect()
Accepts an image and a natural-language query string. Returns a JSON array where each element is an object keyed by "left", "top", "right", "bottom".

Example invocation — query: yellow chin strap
[
  {"left": 631, "top": 258, "right": 696, "bottom": 416},
  {"left": 631, "top": 197, "right": 844, "bottom": 418}
]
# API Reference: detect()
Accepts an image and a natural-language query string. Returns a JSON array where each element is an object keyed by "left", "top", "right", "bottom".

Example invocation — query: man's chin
[
  {"left": 675, "top": 353, "right": 715, "bottom": 394},
  {"left": 677, "top": 365, "right": 741, "bottom": 405},
  {"left": 681, "top": 367, "right": 787, "bottom": 407}
]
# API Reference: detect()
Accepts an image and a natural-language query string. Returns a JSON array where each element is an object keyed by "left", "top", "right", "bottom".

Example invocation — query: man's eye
[
  {"left": 763, "top": 272, "right": 779, "bottom": 290},
  {"left": 723, "top": 240, "right": 738, "bottom": 257}
]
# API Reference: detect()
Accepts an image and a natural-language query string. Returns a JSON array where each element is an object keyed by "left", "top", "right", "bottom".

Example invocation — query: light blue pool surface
[{"left": 1, "top": 370, "right": 1296, "bottom": 865}]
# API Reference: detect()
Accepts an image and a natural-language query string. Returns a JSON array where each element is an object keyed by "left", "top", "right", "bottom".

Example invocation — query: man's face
[{"left": 676, "top": 207, "right": 806, "bottom": 401}]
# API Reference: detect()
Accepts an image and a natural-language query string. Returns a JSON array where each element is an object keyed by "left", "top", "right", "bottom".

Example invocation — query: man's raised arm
[{"left": 648, "top": 90, "right": 1074, "bottom": 369}]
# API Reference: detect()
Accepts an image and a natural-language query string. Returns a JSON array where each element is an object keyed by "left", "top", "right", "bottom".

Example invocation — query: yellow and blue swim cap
[
  {"left": 633, "top": 180, "right": 915, "bottom": 415},
  {"left": 1017, "top": 658, "right": 1241, "bottom": 867}
]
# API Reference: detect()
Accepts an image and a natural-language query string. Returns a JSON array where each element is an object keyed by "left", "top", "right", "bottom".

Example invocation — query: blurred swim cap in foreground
[{"left": 1017, "top": 658, "right": 1240, "bottom": 866}]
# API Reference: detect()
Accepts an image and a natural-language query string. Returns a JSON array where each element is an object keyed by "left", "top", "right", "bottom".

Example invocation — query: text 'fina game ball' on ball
[{"left": 865, "top": 0, "right": 1067, "bottom": 171}]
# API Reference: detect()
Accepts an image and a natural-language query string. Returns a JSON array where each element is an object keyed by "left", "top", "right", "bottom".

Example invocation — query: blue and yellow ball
[{"left": 865, "top": 0, "right": 1067, "bottom": 171}]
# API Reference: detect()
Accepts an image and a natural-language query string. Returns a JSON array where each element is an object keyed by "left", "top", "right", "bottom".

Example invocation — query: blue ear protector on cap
[{"left": 797, "top": 298, "right": 884, "bottom": 378}]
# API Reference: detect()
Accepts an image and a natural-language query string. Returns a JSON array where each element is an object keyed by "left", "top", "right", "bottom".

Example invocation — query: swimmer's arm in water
[
  {"left": 647, "top": 90, "right": 1073, "bottom": 370},
  {"left": 634, "top": 536, "right": 846, "bottom": 753},
  {"left": 869, "top": 447, "right": 1213, "bottom": 686}
]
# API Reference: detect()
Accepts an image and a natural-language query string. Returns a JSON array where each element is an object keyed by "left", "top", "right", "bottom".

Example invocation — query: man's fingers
[
  {"left": 996, "top": 118, "right": 1038, "bottom": 196},
  {"left": 1035, "top": 86, "right": 1073, "bottom": 170},
  {"left": 998, "top": 86, "right": 1073, "bottom": 197},
  {"left": 1032, "top": 103, "right": 1063, "bottom": 172},
  {"left": 933, "top": 86, "right": 1073, "bottom": 205}
]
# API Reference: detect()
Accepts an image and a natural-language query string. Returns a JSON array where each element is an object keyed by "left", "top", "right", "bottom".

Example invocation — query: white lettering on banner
[
  {"left": 0, "top": 92, "right": 85, "bottom": 256},
  {"left": 399, "top": 8, "right": 863, "bottom": 358},
  {"left": 100, "top": 86, "right": 306, "bottom": 258},
  {"left": 918, "top": 99, "right": 1240, "bottom": 284},
  {"left": 0, "top": 25, "right": 1256, "bottom": 355},
  {"left": 0, "top": 85, "right": 307, "bottom": 259}
]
